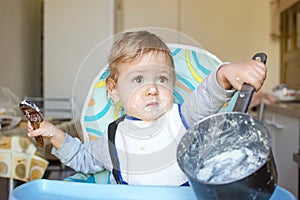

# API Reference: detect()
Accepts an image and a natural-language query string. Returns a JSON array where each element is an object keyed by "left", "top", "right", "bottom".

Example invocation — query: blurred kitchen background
[
  {"left": 1, "top": 0, "right": 300, "bottom": 199},
  {"left": 0, "top": 0, "right": 285, "bottom": 100}
]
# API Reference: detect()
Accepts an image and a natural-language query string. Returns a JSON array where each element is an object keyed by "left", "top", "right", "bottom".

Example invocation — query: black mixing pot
[{"left": 177, "top": 53, "right": 278, "bottom": 200}]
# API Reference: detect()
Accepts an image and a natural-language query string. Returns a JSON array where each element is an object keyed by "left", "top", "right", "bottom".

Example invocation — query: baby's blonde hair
[{"left": 107, "top": 31, "right": 174, "bottom": 83}]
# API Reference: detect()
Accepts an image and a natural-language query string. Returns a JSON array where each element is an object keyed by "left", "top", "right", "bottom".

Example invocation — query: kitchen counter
[
  {"left": 262, "top": 102, "right": 300, "bottom": 198},
  {"left": 264, "top": 101, "right": 300, "bottom": 118}
]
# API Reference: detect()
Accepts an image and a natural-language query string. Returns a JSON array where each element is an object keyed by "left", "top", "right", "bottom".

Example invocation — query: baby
[{"left": 28, "top": 31, "right": 266, "bottom": 186}]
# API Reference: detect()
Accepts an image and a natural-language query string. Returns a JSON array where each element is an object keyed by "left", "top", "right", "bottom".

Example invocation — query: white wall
[
  {"left": 121, "top": 0, "right": 179, "bottom": 31},
  {"left": 180, "top": 0, "right": 279, "bottom": 92},
  {"left": 0, "top": 0, "right": 42, "bottom": 98},
  {"left": 120, "top": 0, "right": 279, "bottom": 92},
  {"left": 0, "top": 0, "right": 280, "bottom": 108}
]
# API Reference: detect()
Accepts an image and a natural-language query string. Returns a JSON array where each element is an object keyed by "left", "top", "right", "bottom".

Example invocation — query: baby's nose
[{"left": 146, "top": 86, "right": 159, "bottom": 96}]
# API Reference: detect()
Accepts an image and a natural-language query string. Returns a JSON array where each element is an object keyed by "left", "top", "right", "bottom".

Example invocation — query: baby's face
[{"left": 115, "top": 52, "right": 174, "bottom": 121}]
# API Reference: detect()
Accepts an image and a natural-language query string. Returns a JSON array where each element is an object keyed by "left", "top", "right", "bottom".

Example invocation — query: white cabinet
[
  {"left": 263, "top": 104, "right": 300, "bottom": 198},
  {"left": 44, "top": 0, "right": 114, "bottom": 111}
]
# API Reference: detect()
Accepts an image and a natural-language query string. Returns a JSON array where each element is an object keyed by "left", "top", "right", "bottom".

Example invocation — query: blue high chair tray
[{"left": 9, "top": 179, "right": 296, "bottom": 200}]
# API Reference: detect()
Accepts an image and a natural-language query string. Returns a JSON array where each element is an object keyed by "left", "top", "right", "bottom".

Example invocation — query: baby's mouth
[{"left": 146, "top": 101, "right": 159, "bottom": 108}]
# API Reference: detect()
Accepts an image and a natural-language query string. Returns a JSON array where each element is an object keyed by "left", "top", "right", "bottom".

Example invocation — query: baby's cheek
[
  {"left": 131, "top": 94, "right": 144, "bottom": 109},
  {"left": 160, "top": 90, "right": 174, "bottom": 103},
  {"left": 161, "top": 97, "right": 173, "bottom": 111}
]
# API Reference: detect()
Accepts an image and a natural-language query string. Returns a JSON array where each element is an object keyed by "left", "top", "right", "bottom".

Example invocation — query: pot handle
[{"left": 232, "top": 53, "right": 267, "bottom": 113}]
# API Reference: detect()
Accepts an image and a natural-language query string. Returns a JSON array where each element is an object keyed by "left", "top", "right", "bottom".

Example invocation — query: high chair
[{"left": 64, "top": 43, "right": 238, "bottom": 183}]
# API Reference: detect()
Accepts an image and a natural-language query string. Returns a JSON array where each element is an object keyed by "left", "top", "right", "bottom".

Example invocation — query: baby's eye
[
  {"left": 133, "top": 76, "right": 144, "bottom": 84},
  {"left": 157, "top": 76, "right": 168, "bottom": 83}
]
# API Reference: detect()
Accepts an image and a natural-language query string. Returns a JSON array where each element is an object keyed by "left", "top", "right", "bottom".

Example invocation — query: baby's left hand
[{"left": 217, "top": 60, "right": 267, "bottom": 91}]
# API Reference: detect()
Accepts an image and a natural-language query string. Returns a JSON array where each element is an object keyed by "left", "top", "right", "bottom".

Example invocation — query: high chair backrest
[{"left": 79, "top": 43, "right": 238, "bottom": 143}]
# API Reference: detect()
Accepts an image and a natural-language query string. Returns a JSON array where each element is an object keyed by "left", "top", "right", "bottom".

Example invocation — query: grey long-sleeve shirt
[{"left": 52, "top": 69, "right": 235, "bottom": 183}]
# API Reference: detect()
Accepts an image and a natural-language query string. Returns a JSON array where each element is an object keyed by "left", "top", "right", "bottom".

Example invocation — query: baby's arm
[
  {"left": 28, "top": 121, "right": 109, "bottom": 174},
  {"left": 181, "top": 59, "right": 267, "bottom": 127},
  {"left": 51, "top": 133, "right": 109, "bottom": 174},
  {"left": 181, "top": 69, "right": 235, "bottom": 127}
]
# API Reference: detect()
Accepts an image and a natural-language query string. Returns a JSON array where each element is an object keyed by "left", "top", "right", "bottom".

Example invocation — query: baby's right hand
[
  {"left": 27, "top": 120, "right": 66, "bottom": 149},
  {"left": 217, "top": 60, "right": 267, "bottom": 91}
]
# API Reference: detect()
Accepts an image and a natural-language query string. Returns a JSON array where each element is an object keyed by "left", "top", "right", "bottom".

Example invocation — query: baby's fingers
[
  {"left": 27, "top": 122, "right": 56, "bottom": 138},
  {"left": 28, "top": 129, "right": 55, "bottom": 139},
  {"left": 27, "top": 121, "right": 34, "bottom": 132},
  {"left": 28, "top": 129, "right": 44, "bottom": 138},
  {"left": 245, "top": 73, "right": 265, "bottom": 91}
]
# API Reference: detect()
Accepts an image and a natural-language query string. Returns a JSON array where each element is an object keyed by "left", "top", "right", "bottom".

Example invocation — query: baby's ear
[
  {"left": 106, "top": 77, "right": 115, "bottom": 92},
  {"left": 106, "top": 78, "right": 119, "bottom": 103}
]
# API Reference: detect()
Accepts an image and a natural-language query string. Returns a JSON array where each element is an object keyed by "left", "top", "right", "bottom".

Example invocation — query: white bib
[{"left": 115, "top": 104, "right": 188, "bottom": 185}]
